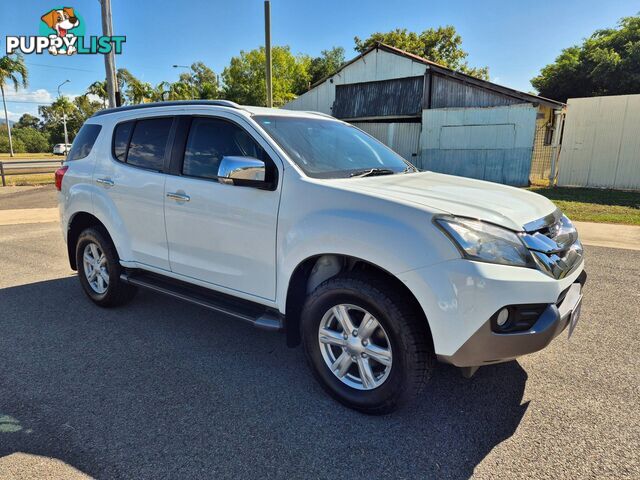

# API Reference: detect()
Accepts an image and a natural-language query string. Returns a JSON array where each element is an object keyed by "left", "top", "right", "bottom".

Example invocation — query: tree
[
  {"left": 87, "top": 80, "right": 108, "bottom": 108},
  {"left": 531, "top": 15, "right": 640, "bottom": 101},
  {"left": 39, "top": 95, "right": 102, "bottom": 145},
  {"left": 308, "top": 47, "right": 345, "bottom": 86},
  {"left": 354, "top": 27, "right": 489, "bottom": 79},
  {"left": 15, "top": 113, "right": 40, "bottom": 129},
  {"left": 117, "top": 69, "right": 153, "bottom": 104},
  {"left": 175, "top": 62, "right": 220, "bottom": 99},
  {"left": 0, "top": 54, "right": 28, "bottom": 156},
  {"left": 222, "top": 46, "right": 311, "bottom": 106}
]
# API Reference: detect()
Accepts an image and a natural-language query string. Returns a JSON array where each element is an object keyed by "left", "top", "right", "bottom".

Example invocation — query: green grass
[
  {"left": 529, "top": 187, "right": 640, "bottom": 226},
  {"left": 2, "top": 173, "right": 55, "bottom": 186},
  {"left": 0, "top": 153, "right": 59, "bottom": 159}
]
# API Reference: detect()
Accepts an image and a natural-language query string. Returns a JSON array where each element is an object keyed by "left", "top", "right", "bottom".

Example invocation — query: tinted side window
[
  {"left": 126, "top": 118, "right": 173, "bottom": 171},
  {"left": 113, "top": 120, "right": 134, "bottom": 162},
  {"left": 183, "top": 118, "right": 267, "bottom": 180},
  {"left": 67, "top": 124, "right": 102, "bottom": 161}
]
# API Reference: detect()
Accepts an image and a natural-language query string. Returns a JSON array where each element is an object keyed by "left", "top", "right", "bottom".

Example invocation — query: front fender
[{"left": 276, "top": 205, "right": 459, "bottom": 311}]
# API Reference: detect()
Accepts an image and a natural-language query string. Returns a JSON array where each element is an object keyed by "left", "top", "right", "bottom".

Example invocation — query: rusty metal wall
[
  {"left": 332, "top": 76, "right": 424, "bottom": 119},
  {"left": 558, "top": 95, "right": 640, "bottom": 190},
  {"left": 429, "top": 73, "right": 523, "bottom": 109}
]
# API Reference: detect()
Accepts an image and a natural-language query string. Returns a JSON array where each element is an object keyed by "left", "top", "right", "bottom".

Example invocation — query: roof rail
[{"left": 91, "top": 100, "right": 244, "bottom": 118}]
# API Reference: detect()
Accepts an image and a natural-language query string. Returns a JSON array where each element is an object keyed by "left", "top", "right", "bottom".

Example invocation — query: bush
[
  {"left": 0, "top": 132, "right": 26, "bottom": 153},
  {"left": 13, "top": 127, "right": 50, "bottom": 153}
]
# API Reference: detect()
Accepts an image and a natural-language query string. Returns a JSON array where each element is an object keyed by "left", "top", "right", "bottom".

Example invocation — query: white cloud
[
  {"left": 84, "top": 93, "right": 102, "bottom": 103},
  {"left": 3, "top": 88, "right": 54, "bottom": 104},
  {"left": 3, "top": 110, "right": 23, "bottom": 122}
]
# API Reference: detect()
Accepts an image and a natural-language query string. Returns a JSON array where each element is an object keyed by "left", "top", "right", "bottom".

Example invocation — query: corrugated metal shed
[
  {"left": 558, "top": 94, "right": 640, "bottom": 190},
  {"left": 418, "top": 104, "right": 537, "bottom": 186},
  {"left": 284, "top": 43, "right": 564, "bottom": 115},
  {"left": 333, "top": 77, "right": 424, "bottom": 119}
]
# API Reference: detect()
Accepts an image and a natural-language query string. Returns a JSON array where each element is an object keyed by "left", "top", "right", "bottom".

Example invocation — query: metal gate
[
  {"left": 351, "top": 122, "right": 421, "bottom": 164},
  {"left": 529, "top": 122, "right": 554, "bottom": 184},
  {"left": 418, "top": 104, "right": 537, "bottom": 186}
]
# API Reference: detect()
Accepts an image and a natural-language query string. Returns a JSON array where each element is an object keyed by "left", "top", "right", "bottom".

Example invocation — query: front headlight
[{"left": 434, "top": 216, "right": 533, "bottom": 267}]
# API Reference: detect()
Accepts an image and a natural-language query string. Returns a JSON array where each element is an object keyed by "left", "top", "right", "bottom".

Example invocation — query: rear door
[
  {"left": 92, "top": 115, "right": 174, "bottom": 270},
  {"left": 163, "top": 113, "right": 282, "bottom": 301}
]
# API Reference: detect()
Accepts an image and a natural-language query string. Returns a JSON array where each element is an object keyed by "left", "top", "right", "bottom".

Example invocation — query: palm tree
[
  {"left": 0, "top": 54, "right": 28, "bottom": 157},
  {"left": 86, "top": 80, "right": 108, "bottom": 108}
]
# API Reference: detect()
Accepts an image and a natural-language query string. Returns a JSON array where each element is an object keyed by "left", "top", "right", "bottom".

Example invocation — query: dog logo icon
[{"left": 40, "top": 7, "right": 80, "bottom": 55}]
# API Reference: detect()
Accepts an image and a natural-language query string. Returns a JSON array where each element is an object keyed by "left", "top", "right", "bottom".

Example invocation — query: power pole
[
  {"left": 58, "top": 80, "right": 70, "bottom": 153},
  {"left": 264, "top": 0, "right": 273, "bottom": 107},
  {"left": 100, "top": 0, "right": 119, "bottom": 107}
]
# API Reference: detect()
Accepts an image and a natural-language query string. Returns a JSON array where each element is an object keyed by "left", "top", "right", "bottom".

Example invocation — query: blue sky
[{"left": 1, "top": 0, "right": 637, "bottom": 121}]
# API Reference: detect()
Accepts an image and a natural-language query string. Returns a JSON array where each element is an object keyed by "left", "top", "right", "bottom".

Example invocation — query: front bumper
[
  {"left": 437, "top": 270, "right": 586, "bottom": 367},
  {"left": 398, "top": 254, "right": 586, "bottom": 367}
]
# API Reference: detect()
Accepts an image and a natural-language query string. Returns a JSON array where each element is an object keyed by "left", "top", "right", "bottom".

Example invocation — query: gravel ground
[{"left": 0, "top": 222, "right": 638, "bottom": 479}]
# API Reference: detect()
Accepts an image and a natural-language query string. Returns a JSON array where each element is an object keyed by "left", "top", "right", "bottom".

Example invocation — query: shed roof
[{"left": 311, "top": 43, "right": 564, "bottom": 109}]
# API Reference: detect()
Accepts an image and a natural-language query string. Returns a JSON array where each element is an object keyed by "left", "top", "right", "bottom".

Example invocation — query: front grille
[{"left": 521, "top": 210, "right": 583, "bottom": 279}]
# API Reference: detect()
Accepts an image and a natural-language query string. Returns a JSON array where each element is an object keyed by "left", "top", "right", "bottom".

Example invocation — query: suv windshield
[{"left": 254, "top": 115, "right": 417, "bottom": 179}]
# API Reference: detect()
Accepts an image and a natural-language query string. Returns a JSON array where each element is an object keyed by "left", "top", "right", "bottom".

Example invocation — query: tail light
[{"left": 55, "top": 165, "right": 69, "bottom": 191}]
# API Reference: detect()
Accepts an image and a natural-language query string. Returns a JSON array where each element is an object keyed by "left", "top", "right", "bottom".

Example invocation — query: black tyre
[
  {"left": 301, "top": 273, "right": 435, "bottom": 414},
  {"left": 75, "top": 226, "right": 137, "bottom": 307}
]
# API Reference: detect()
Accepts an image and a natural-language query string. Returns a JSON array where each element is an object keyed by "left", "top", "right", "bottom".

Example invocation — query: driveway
[{"left": 0, "top": 220, "right": 638, "bottom": 479}]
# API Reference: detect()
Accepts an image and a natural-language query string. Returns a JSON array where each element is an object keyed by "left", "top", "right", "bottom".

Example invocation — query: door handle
[
  {"left": 96, "top": 178, "right": 114, "bottom": 187},
  {"left": 166, "top": 192, "right": 190, "bottom": 202}
]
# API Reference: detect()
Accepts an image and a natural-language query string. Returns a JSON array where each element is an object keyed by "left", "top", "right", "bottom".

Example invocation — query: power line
[
  {"left": 25, "top": 62, "right": 100, "bottom": 74},
  {"left": 3, "top": 100, "right": 54, "bottom": 105}
]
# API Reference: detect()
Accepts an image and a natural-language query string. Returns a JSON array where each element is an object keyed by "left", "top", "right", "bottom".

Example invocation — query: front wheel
[
  {"left": 301, "top": 274, "right": 435, "bottom": 414},
  {"left": 76, "top": 227, "right": 137, "bottom": 307}
]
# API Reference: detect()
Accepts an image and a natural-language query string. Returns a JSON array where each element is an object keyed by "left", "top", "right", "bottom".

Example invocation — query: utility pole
[
  {"left": 264, "top": 0, "right": 273, "bottom": 107},
  {"left": 100, "top": 0, "right": 119, "bottom": 107},
  {"left": 57, "top": 80, "right": 70, "bottom": 154}
]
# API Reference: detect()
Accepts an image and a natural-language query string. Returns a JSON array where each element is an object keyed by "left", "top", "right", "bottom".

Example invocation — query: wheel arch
[
  {"left": 283, "top": 254, "right": 434, "bottom": 349},
  {"left": 66, "top": 212, "right": 113, "bottom": 270}
]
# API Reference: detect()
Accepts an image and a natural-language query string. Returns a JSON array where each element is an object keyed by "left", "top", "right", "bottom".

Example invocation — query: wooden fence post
[{"left": 0, "top": 162, "right": 5, "bottom": 187}]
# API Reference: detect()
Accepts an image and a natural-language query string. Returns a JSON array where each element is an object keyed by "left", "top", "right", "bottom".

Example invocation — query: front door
[{"left": 163, "top": 114, "right": 281, "bottom": 301}]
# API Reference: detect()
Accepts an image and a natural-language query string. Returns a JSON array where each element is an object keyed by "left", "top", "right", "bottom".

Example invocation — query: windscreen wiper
[{"left": 349, "top": 168, "right": 396, "bottom": 178}]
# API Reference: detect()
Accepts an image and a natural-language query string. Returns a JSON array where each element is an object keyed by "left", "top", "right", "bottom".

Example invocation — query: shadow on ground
[{"left": 0, "top": 277, "right": 529, "bottom": 479}]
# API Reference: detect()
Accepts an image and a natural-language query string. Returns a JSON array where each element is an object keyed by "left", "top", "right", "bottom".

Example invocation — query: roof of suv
[{"left": 90, "top": 100, "right": 332, "bottom": 121}]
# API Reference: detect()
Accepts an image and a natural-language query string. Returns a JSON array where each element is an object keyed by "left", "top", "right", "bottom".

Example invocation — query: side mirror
[{"left": 217, "top": 156, "right": 266, "bottom": 186}]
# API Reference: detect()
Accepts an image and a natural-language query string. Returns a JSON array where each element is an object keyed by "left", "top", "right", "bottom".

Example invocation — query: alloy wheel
[
  {"left": 318, "top": 304, "right": 393, "bottom": 390},
  {"left": 82, "top": 242, "right": 109, "bottom": 294}
]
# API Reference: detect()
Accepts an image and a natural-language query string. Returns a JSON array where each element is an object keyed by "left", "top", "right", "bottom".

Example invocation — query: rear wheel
[
  {"left": 301, "top": 273, "right": 435, "bottom": 414},
  {"left": 76, "top": 227, "right": 137, "bottom": 307}
]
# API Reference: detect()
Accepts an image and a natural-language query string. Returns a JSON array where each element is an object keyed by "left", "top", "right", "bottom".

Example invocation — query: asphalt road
[{"left": 0, "top": 221, "right": 638, "bottom": 479}]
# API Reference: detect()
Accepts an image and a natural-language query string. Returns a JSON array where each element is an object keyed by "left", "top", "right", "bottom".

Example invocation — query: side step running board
[{"left": 120, "top": 272, "right": 283, "bottom": 332}]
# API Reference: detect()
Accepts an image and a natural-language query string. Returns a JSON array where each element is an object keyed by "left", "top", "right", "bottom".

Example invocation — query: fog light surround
[{"left": 491, "top": 304, "right": 548, "bottom": 333}]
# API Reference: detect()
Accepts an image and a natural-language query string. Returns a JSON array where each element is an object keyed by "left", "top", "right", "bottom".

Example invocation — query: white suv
[{"left": 57, "top": 100, "right": 585, "bottom": 414}]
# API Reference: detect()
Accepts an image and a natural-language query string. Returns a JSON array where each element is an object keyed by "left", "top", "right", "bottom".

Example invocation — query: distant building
[{"left": 284, "top": 43, "right": 564, "bottom": 186}]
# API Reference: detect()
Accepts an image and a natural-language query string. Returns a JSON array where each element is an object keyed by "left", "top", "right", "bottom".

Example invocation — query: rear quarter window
[
  {"left": 113, "top": 120, "right": 134, "bottom": 161},
  {"left": 67, "top": 124, "right": 102, "bottom": 161}
]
